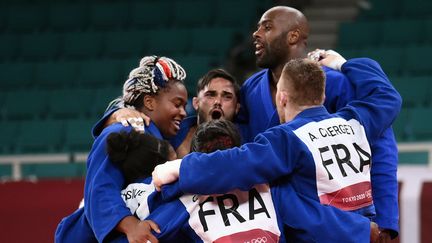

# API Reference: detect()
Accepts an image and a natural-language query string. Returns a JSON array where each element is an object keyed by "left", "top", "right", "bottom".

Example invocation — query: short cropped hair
[
  {"left": 106, "top": 130, "right": 171, "bottom": 184},
  {"left": 196, "top": 69, "right": 240, "bottom": 99},
  {"left": 191, "top": 119, "right": 241, "bottom": 153},
  {"left": 281, "top": 59, "right": 325, "bottom": 106}
]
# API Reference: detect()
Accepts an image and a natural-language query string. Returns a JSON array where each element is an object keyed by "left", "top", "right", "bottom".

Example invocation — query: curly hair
[{"left": 106, "top": 130, "right": 172, "bottom": 184}]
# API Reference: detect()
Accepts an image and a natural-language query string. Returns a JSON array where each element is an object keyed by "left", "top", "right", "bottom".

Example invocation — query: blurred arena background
[{"left": 0, "top": 0, "right": 431, "bottom": 242}]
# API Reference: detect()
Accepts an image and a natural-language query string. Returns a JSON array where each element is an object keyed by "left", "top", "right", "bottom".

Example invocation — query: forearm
[
  {"left": 85, "top": 191, "right": 132, "bottom": 242},
  {"left": 116, "top": 216, "right": 139, "bottom": 235},
  {"left": 370, "top": 129, "right": 399, "bottom": 237},
  {"left": 178, "top": 129, "right": 294, "bottom": 194},
  {"left": 116, "top": 216, "right": 160, "bottom": 243},
  {"left": 273, "top": 183, "right": 371, "bottom": 243},
  {"left": 146, "top": 199, "right": 189, "bottom": 241},
  {"left": 341, "top": 58, "right": 402, "bottom": 140},
  {"left": 85, "top": 156, "right": 132, "bottom": 241}
]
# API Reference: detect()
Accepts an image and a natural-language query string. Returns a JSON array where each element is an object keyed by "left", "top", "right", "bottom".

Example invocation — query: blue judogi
[
  {"left": 91, "top": 106, "right": 189, "bottom": 151},
  {"left": 84, "top": 122, "right": 167, "bottom": 242},
  {"left": 176, "top": 58, "right": 401, "bottom": 237},
  {"left": 236, "top": 60, "right": 400, "bottom": 235},
  {"left": 55, "top": 207, "right": 97, "bottom": 243},
  {"left": 122, "top": 181, "right": 370, "bottom": 243},
  {"left": 56, "top": 122, "right": 171, "bottom": 242}
]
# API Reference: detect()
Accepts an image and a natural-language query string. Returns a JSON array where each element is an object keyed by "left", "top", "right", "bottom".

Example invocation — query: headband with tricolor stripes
[{"left": 122, "top": 55, "right": 186, "bottom": 105}]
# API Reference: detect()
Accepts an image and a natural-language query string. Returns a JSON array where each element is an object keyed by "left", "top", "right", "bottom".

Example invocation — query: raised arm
[
  {"left": 318, "top": 51, "right": 400, "bottom": 238},
  {"left": 333, "top": 57, "right": 402, "bottom": 142}
]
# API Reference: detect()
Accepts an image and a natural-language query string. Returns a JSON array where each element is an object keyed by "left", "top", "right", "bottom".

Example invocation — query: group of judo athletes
[
  {"left": 55, "top": 6, "right": 402, "bottom": 243},
  {"left": 56, "top": 49, "right": 400, "bottom": 242}
]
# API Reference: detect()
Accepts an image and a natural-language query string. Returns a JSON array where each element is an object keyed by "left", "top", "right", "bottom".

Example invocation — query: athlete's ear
[
  {"left": 279, "top": 91, "right": 288, "bottom": 107},
  {"left": 235, "top": 102, "right": 241, "bottom": 115},
  {"left": 143, "top": 95, "right": 156, "bottom": 111},
  {"left": 192, "top": 96, "right": 199, "bottom": 111},
  {"left": 287, "top": 29, "right": 300, "bottom": 44}
]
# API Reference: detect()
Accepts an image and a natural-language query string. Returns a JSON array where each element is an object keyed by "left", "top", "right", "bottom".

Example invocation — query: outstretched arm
[
  {"left": 153, "top": 127, "right": 298, "bottom": 194},
  {"left": 369, "top": 128, "right": 399, "bottom": 238}
]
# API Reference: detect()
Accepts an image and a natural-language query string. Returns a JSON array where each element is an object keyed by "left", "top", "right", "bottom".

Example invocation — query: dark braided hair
[
  {"left": 106, "top": 130, "right": 173, "bottom": 184},
  {"left": 191, "top": 120, "right": 241, "bottom": 153}
]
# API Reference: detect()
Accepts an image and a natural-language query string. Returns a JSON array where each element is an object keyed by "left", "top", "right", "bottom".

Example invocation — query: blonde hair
[{"left": 281, "top": 58, "right": 325, "bottom": 106}]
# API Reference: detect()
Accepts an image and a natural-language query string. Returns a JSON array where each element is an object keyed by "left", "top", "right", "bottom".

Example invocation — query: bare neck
[
  {"left": 283, "top": 104, "right": 320, "bottom": 123},
  {"left": 175, "top": 125, "right": 197, "bottom": 158},
  {"left": 269, "top": 65, "right": 284, "bottom": 105},
  {"left": 270, "top": 65, "right": 284, "bottom": 87}
]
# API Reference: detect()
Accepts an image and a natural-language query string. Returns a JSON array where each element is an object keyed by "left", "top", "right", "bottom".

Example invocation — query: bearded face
[
  {"left": 193, "top": 78, "right": 239, "bottom": 124},
  {"left": 255, "top": 30, "right": 290, "bottom": 69},
  {"left": 253, "top": 7, "right": 310, "bottom": 70}
]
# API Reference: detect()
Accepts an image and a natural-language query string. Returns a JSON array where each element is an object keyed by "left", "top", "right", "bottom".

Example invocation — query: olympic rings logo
[{"left": 244, "top": 236, "right": 268, "bottom": 243}]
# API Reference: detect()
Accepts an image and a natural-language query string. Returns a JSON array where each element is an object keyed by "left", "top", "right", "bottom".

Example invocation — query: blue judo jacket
[{"left": 236, "top": 58, "right": 400, "bottom": 235}]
